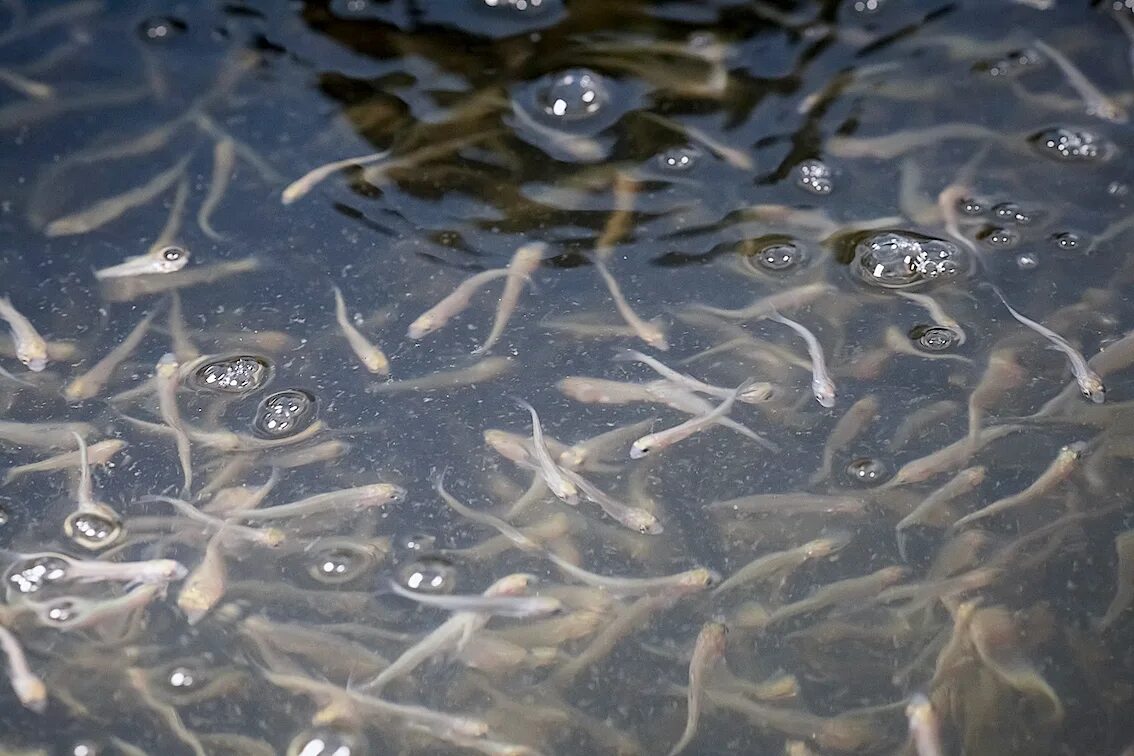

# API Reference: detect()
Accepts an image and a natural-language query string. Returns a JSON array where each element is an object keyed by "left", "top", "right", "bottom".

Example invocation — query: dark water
[{"left": 1, "top": 0, "right": 1133, "bottom": 754}]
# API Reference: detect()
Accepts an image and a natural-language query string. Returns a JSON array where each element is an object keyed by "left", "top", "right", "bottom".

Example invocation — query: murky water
[{"left": 1, "top": 0, "right": 1134, "bottom": 754}]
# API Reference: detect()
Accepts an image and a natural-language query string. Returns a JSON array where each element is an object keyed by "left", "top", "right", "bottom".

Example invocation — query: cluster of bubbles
[
  {"left": 540, "top": 69, "right": 609, "bottom": 120},
  {"left": 854, "top": 232, "right": 964, "bottom": 289},
  {"left": 191, "top": 355, "right": 272, "bottom": 395},
  {"left": 6, "top": 555, "right": 68, "bottom": 595},
  {"left": 253, "top": 389, "right": 318, "bottom": 438},
  {"left": 1030, "top": 127, "right": 1112, "bottom": 162},
  {"left": 64, "top": 510, "right": 122, "bottom": 551},
  {"left": 795, "top": 159, "right": 834, "bottom": 195}
]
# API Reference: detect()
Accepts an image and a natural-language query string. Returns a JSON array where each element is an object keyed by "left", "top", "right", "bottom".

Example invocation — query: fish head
[
  {"left": 17, "top": 342, "right": 47, "bottom": 372},
  {"left": 814, "top": 380, "right": 837, "bottom": 408},
  {"left": 627, "top": 509, "right": 663, "bottom": 535},
  {"left": 629, "top": 438, "right": 652, "bottom": 459},
  {"left": 160, "top": 559, "right": 190, "bottom": 582},
  {"left": 406, "top": 315, "right": 436, "bottom": 340},
  {"left": 1080, "top": 375, "right": 1106, "bottom": 404}
]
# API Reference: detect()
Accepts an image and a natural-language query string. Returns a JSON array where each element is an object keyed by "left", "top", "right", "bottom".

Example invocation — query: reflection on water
[{"left": 1, "top": 0, "right": 1134, "bottom": 754}]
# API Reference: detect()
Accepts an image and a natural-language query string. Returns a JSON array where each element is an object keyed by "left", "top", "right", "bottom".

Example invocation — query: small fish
[
  {"left": 3, "top": 550, "right": 186, "bottom": 588},
  {"left": 0, "top": 421, "right": 93, "bottom": 449},
  {"left": 358, "top": 573, "right": 537, "bottom": 693},
  {"left": 688, "top": 282, "right": 833, "bottom": 321},
  {"left": 630, "top": 380, "right": 748, "bottom": 458},
  {"left": 895, "top": 466, "right": 986, "bottom": 561},
  {"left": 177, "top": 528, "right": 227, "bottom": 625},
  {"left": 0, "top": 296, "right": 48, "bottom": 371},
  {"left": 281, "top": 149, "right": 391, "bottom": 204},
  {"left": 197, "top": 137, "right": 235, "bottom": 239},
  {"left": 94, "top": 244, "right": 190, "bottom": 280},
  {"left": 714, "top": 533, "right": 852, "bottom": 597},
  {"left": 332, "top": 285, "right": 390, "bottom": 375},
  {"left": 513, "top": 399, "right": 578, "bottom": 505},
  {"left": 473, "top": 242, "right": 544, "bottom": 355},
  {"left": 65, "top": 431, "right": 123, "bottom": 550},
  {"left": 667, "top": 622, "right": 728, "bottom": 756},
  {"left": 99, "top": 258, "right": 260, "bottom": 303},
  {"left": 406, "top": 269, "right": 511, "bottom": 340},
  {"left": 1100, "top": 529, "right": 1134, "bottom": 629},
  {"left": 45, "top": 155, "right": 190, "bottom": 237},
  {"left": 0, "top": 626, "right": 46, "bottom": 713},
  {"left": 766, "top": 310, "right": 836, "bottom": 407},
  {"left": 3, "top": 438, "right": 125, "bottom": 484},
  {"left": 1033, "top": 38, "right": 1127, "bottom": 123},
  {"left": 952, "top": 442, "right": 1085, "bottom": 529},
  {"left": 368, "top": 358, "right": 513, "bottom": 393},
  {"left": 810, "top": 396, "right": 879, "bottom": 485},
  {"left": 236, "top": 482, "right": 404, "bottom": 522},
  {"left": 615, "top": 348, "right": 775, "bottom": 405},
  {"left": 988, "top": 284, "right": 1105, "bottom": 403},
  {"left": 593, "top": 258, "right": 668, "bottom": 351},
  {"left": 434, "top": 470, "right": 714, "bottom": 597},
  {"left": 560, "top": 467, "right": 663, "bottom": 534},
  {"left": 32, "top": 583, "right": 164, "bottom": 631},
  {"left": 155, "top": 353, "right": 192, "bottom": 497},
  {"left": 63, "top": 308, "right": 159, "bottom": 401},
  {"left": 905, "top": 693, "right": 944, "bottom": 756},
  {"left": 387, "top": 578, "right": 563, "bottom": 618}
]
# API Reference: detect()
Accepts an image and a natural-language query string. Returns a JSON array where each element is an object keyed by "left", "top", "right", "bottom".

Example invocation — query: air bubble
[
  {"left": 1029, "top": 127, "right": 1112, "bottom": 163},
  {"left": 974, "top": 48, "right": 1041, "bottom": 77},
  {"left": 70, "top": 742, "right": 101, "bottom": 756},
  {"left": 191, "top": 355, "right": 272, "bottom": 395},
  {"left": 1049, "top": 231, "right": 1084, "bottom": 252},
  {"left": 753, "top": 242, "right": 804, "bottom": 272},
  {"left": 795, "top": 159, "right": 833, "bottom": 195},
  {"left": 6, "top": 554, "right": 69, "bottom": 594},
  {"left": 656, "top": 144, "right": 702, "bottom": 172},
  {"left": 482, "top": 0, "right": 550, "bottom": 12},
  {"left": 400, "top": 532, "right": 437, "bottom": 554},
  {"left": 846, "top": 458, "right": 887, "bottom": 484},
  {"left": 168, "top": 666, "right": 197, "bottom": 689},
  {"left": 287, "top": 726, "right": 368, "bottom": 756},
  {"left": 911, "top": 325, "right": 959, "bottom": 352},
  {"left": 137, "top": 16, "right": 186, "bottom": 42},
  {"left": 991, "top": 202, "right": 1032, "bottom": 225},
  {"left": 43, "top": 597, "right": 79, "bottom": 624},
  {"left": 957, "top": 197, "right": 984, "bottom": 216},
  {"left": 980, "top": 227, "right": 1019, "bottom": 249},
  {"left": 398, "top": 556, "right": 458, "bottom": 594},
  {"left": 539, "top": 69, "right": 609, "bottom": 121},
  {"left": 308, "top": 544, "right": 376, "bottom": 585},
  {"left": 1015, "top": 253, "right": 1039, "bottom": 271},
  {"left": 253, "top": 389, "right": 318, "bottom": 439}
]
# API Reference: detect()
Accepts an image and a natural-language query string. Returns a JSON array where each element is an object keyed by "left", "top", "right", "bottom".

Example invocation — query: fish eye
[{"left": 161, "top": 246, "right": 186, "bottom": 262}]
